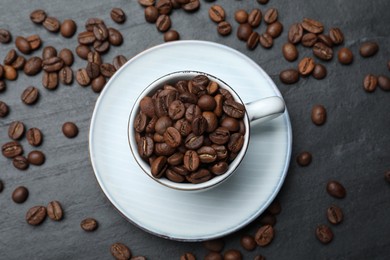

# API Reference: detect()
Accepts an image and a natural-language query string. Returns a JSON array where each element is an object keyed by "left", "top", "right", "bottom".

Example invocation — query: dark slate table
[{"left": 1, "top": 0, "right": 389, "bottom": 259}]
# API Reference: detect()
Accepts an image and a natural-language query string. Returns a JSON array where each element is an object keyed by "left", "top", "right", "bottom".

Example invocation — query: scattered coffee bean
[
  {"left": 266, "top": 21, "right": 283, "bottom": 38},
  {"left": 203, "top": 239, "right": 224, "bottom": 252},
  {"left": 255, "top": 225, "right": 274, "bottom": 246},
  {"left": 254, "top": 255, "right": 266, "bottom": 260},
  {"left": 315, "top": 224, "right": 333, "bottom": 244},
  {"left": 237, "top": 23, "right": 253, "bottom": 41},
  {"left": 60, "top": 19, "right": 77, "bottom": 38},
  {"left": 4, "top": 49, "right": 17, "bottom": 65},
  {"left": 13, "top": 156, "right": 29, "bottom": 170},
  {"left": 76, "top": 44, "right": 91, "bottom": 60},
  {"left": 26, "top": 128, "right": 43, "bottom": 146},
  {"left": 363, "top": 74, "right": 377, "bottom": 92},
  {"left": 240, "top": 235, "right": 256, "bottom": 251},
  {"left": 156, "top": 0, "right": 173, "bottom": 15},
  {"left": 248, "top": 8, "right": 262, "bottom": 28},
  {"left": 223, "top": 250, "right": 242, "bottom": 260},
  {"left": 313, "top": 42, "right": 333, "bottom": 60},
  {"left": 93, "top": 23, "right": 109, "bottom": 42},
  {"left": 86, "top": 62, "right": 100, "bottom": 79},
  {"left": 235, "top": 9, "right": 248, "bottom": 24},
  {"left": 2, "top": 141, "right": 23, "bottom": 158},
  {"left": 329, "top": 27, "right": 344, "bottom": 45},
  {"left": 113, "top": 55, "right": 127, "bottom": 70},
  {"left": 301, "top": 33, "right": 318, "bottom": 47},
  {"left": 93, "top": 40, "right": 110, "bottom": 53},
  {"left": 59, "top": 48, "right": 74, "bottom": 66},
  {"left": 259, "top": 212, "right": 276, "bottom": 226},
  {"left": 217, "top": 21, "right": 232, "bottom": 36},
  {"left": 0, "top": 65, "right": 3, "bottom": 79},
  {"left": 111, "top": 243, "right": 132, "bottom": 260},
  {"left": 298, "top": 57, "right": 315, "bottom": 76},
  {"left": 182, "top": 0, "right": 200, "bottom": 12},
  {"left": 0, "top": 81, "right": 6, "bottom": 92},
  {"left": 209, "top": 5, "right": 225, "bottom": 23},
  {"left": 338, "top": 47, "right": 353, "bottom": 65},
  {"left": 296, "top": 151, "right": 312, "bottom": 166},
  {"left": 108, "top": 27, "right": 123, "bottom": 46},
  {"left": 156, "top": 15, "right": 171, "bottom": 32},
  {"left": 359, "top": 42, "right": 379, "bottom": 58},
  {"left": 15, "top": 36, "right": 31, "bottom": 54},
  {"left": 311, "top": 105, "right": 327, "bottom": 125},
  {"left": 317, "top": 34, "right": 333, "bottom": 48},
  {"left": 267, "top": 199, "right": 281, "bottom": 215},
  {"left": 12, "top": 186, "right": 29, "bottom": 203},
  {"left": 47, "top": 201, "right": 63, "bottom": 221},
  {"left": 76, "top": 68, "right": 91, "bottom": 86},
  {"left": 43, "top": 16, "right": 61, "bottom": 32},
  {"left": 264, "top": 8, "right": 278, "bottom": 24},
  {"left": 0, "top": 100, "right": 10, "bottom": 117},
  {"left": 282, "top": 42, "right": 298, "bottom": 61},
  {"left": 26, "top": 206, "right": 47, "bottom": 226},
  {"left": 204, "top": 252, "right": 222, "bottom": 260},
  {"left": 42, "top": 46, "right": 57, "bottom": 59},
  {"left": 30, "top": 9, "right": 47, "bottom": 24},
  {"left": 145, "top": 6, "right": 159, "bottom": 23},
  {"left": 246, "top": 32, "right": 259, "bottom": 50},
  {"left": 111, "top": 8, "right": 126, "bottom": 24},
  {"left": 326, "top": 180, "right": 346, "bottom": 198},
  {"left": 180, "top": 252, "right": 195, "bottom": 260},
  {"left": 85, "top": 18, "right": 104, "bottom": 32},
  {"left": 312, "top": 64, "right": 327, "bottom": 80},
  {"left": 88, "top": 51, "right": 102, "bottom": 65},
  {"left": 43, "top": 56, "right": 64, "bottom": 72},
  {"left": 91, "top": 75, "right": 106, "bottom": 93},
  {"left": 384, "top": 170, "right": 390, "bottom": 183},
  {"left": 378, "top": 75, "right": 390, "bottom": 91},
  {"left": 62, "top": 122, "right": 79, "bottom": 138},
  {"left": 12, "top": 56, "right": 26, "bottom": 70},
  {"left": 8, "top": 121, "right": 25, "bottom": 140},
  {"left": 259, "top": 32, "right": 273, "bottom": 48},
  {"left": 42, "top": 71, "right": 59, "bottom": 90},
  {"left": 59, "top": 66, "right": 73, "bottom": 85},
  {"left": 257, "top": 0, "right": 269, "bottom": 3},
  {"left": 138, "top": 0, "right": 156, "bottom": 6},
  {"left": 24, "top": 56, "right": 42, "bottom": 76},
  {"left": 100, "top": 63, "right": 116, "bottom": 77},
  {"left": 78, "top": 31, "right": 96, "bottom": 45},
  {"left": 28, "top": 150, "right": 45, "bottom": 165},
  {"left": 164, "top": 30, "right": 180, "bottom": 42},
  {"left": 0, "top": 28, "right": 11, "bottom": 43},
  {"left": 288, "top": 23, "right": 303, "bottom": 44},
  {"left": 327, "top": 205, "right": 343, "bottom": 225},
  {"left": 301, "top": 18, "right": 323, "bottom": 34},
  {"left": 26, "top": 34, "right": 41, "bottom": 50},
  {"left": 279, "top": 69, "right": 299, "bottom": 84},
  {"left": 80, "top": 217, "right": 98, "bottom": 231}
]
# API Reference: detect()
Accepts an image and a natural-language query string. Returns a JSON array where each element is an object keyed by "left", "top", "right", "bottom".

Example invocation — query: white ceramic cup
[{"left": 128, "top": 71, "right": 285, "bottom": 192}]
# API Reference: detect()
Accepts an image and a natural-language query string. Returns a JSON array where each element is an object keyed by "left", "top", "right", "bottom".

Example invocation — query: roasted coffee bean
[
  {"left": 93, "top": 40, "right": 110, "bottom": 53},
  {"left": 174, "top": 118, "right": 192, "bottom": 136},
  {"left": 327, "top": 205, "right": 343, "bottom": 225},
  {"left": 12, "top": 56, "right": 26, "bottom": 70},
  {"left": 260, "top": 212, "right": 276, "bottom": 226},
  {"left": 87, "top": 51, "right": 102, "bottom": 65},
  {"left": 237, "top": 23, "right": 253, "bottom": 41},
  {"left": 186, "top": 168, "right": 212, "bottom": 183},
  {"left": 266, "top": 21, "right": 283, "bottom": 38},
  {"left": 212, "top": 144, "right": 228, "bottom": 160},
  {"left": 93, "top": 23, "right": 108, "bottom": 41},
  {"left": 235, "top": 9, "right": 248, "bottom": 24},
  {"left": 298, "top": 57, "right": 315, "bottom": 76},
  {"left": 156, "top": 0, "right": 172, "bottom": 15},
  {"left": 2, "top": 141, "right": 23, "bottom": 158},
  {"left": 296, "top": 151, "right": 312, "bottom": 166},
  {"left": 86, "top": 62, "right": 100, "bottom": 79},
  {"left": 0, "top": 28, "right": 11, "bottom": 43},
  {"left": 26, "top": 34, "right": 41, "bottom": 50},
  {"left": 203, "top": 111, "right": 218, "bottom": 132},
  {"left": 162, "top": 30, "right": 179, "bottom": 42},
  {"left": 76, "top": 68, "right": 91, "bottom": 86},
  {"left": 43, "top": 46, "right": 57, "bottom": 59},
  {"left": 180, "top": 252, "right": 195, "bottom": 260},
  {"left": 223, "top": 100, "right": 245, "bottom": 119},
  {"left": 13, "top": 156, "right": 29, "bottom": 170},
  {"left": 12, "top": 186, "right": 29, "bottom": 203},
  {"left": 378, "top": 75, "right": 390, "bottom": 91},
  {"left": 311, "top": 105, "right": 326, "bottom": 125},
  {"left": 209, "top": 127, "right": 230, "bottom": 145},
  {"left": 15, "top": 36, "right": 31, "bottom": 54},
  {"left": 326, "top": 180, "right": 346, "bottom": 198},
  {"left": 259, "top": 32, "right": 273, "bottom": 48},
  {"left": 80, "top": 217, "right": 98, "bottom": 231},
  {"left": 0, "top": 81, "right": 6, "bottom": 92},
  {"left": 91, "top": 75, "right": 106, "bottom": 93},
  {"left": 197, "top": 146, "right": 217, "bottom": 163},
  {"left": 108, "top": 27, "right": 123, "bottom": 46},
  {"left": 78, "top": 31, "right": 96, "bottom": 45},
  {"left": 301, "top": 33, "right": 317, "bottom": 48},
  {"left": 156, "top": 15, "right": 171, "bottom": 32},
  {"left": 228, "top": 133, "right": 244, "bottom": 153},
  {"left": 384, "top": 170, "right": 390, "bottom": 183},
  {"left": 146, "top": 116, "right": 158, "bottom": 133},
  {"left": 111, "top": 8, "right": 126, "bottom": 23},
  {"left": 267, "top": 199, "right": 281, "bottom": 215},
  {"left": 338, "top": 47, "right": 353, "bottom": 65},
  {"left": 59, "top": 48, "right": 74, "bottom": 66},
  {"left": 197, "top": 95, "right": 216, "bottom": 111},
  {"left": 317, "top": 34, "right": 333, "bottom": 48},
  {"left": 224, "top": 249, "right": 242, "bottom": 260},
  {"left": 4, "top": 49, "right": 17, "bottom": 65},
  {"left": 301, "top": 18, "right": 323, "bottom": 33},
  {"left": 247, "top": 32, "right": 259, "bottom": 50},
  {"left": 47, "top": 201, "right": 63, "bottom": 221},
  {"left": 0, "top": 65, "right": 3, "bottom": 79},
  {"left": 240, "top": 235, "right": 256, "bottom": 251},
  {"left": 207, "top": 81, "right": 219, "bottom": 95},
  {"left": 43, "top": 17, "right": 61, "bottom": 32},
  {"left": 145, "top": 6, "right": 159, "bottom": 23},
  {"left": 363, "top": 74, "right": 377, "bottom": 92},
  {"left": 167, "top": 152, "right": 184, "bottom": 166},
  {"left": 254, "top": 255, "right": 266, "bottom": 260},
  {"left": 217, "top": 21, "right": 232, "bottom": 36},
  {"left": 43, "top": 56, "right": 64, "bottom": 72},
  {"left": 113, "top": 55, "right": 127, "bottom": 70},
  {"left": 111, "top": 243, "right": 132, "bottom": 260},
  {"left": 179, "top": 92, "right": 198, "bottom": 104},
  {"left": 210, "top": 161, "right": 228, "bottom": 175},
  {"left": 264, "top": 8, "right": 278, "bottom": 24},
  {"left": 221, "top": 117, "right": 239, "bottom": 132},
  {"left": 176, "top": 0, "right": 190, "bottom": 4},
  {"left": 282, "top": 42, "right": 298, "bottom": 61},
  {"left": 76, "top": 44, "right": 91, "bottom": 60},
  {"left": 26, "top": 206, "right": 47, "bottom": 226},
  {"left": 182, "top": 0, "right": 200, "bottom": 12},
  {"left": 288, "top": 23, "right": 303, "bottom": 44},
  {"left": 140, "top": 96, "right": 155, "bottom": 118},
  {"left": 359, "top": 42, "right": 379, "bottom": 57},
  {"left": 168, "top": 100, "right": 185, "bottom": 120},
  {"left": 209, "top": 5, "right": 225, "bottom": 23},
  {"left": 170, "top": 165, "right": 189, "bottom": 176},
  {"left": 137, "top": 137, "right": 154, "bottom": 158},
  {"left": 313, "top": 42, "right": 333, "bottom": 61},
  {"left": 0, "top": 100, "right": 9, "bottom": 116},
  {"left": 204, "top": 252, "right": 222, "bottom": 260},
  {"left": 155, "top": 116, "right": 172, "bottom": 134},
  {"left": 60, "top": 19, "right": 77, "bottom": 38},
  {"left": 62, "top": 122, "right": 79, "bottom": 138},
  {"left": 151, "top": 156, "right": 168, "bottom": 177},
  {"left": 100, "top": 63, "right": 116, "bottom": 77},
  {"left": 184, "top": 133, "right": 204, "bottom": 150},
  {"left": 329, "top": 27, "right": 344, "bottom": 45},
  {"left": 164, "top": 127, "right": 181, "bottom": 148},
  {"left": 248, "top": 8, "right": 262, "bottom": 28},
  {"left": 203, "top": 239, "right": 225, "bottom": 252},
  {"left": 255, "top": 225, "right": 274, "bottom": 246},
  {"left": 26, "top": 128, "right": 43, "bottom": 146},
  {"left": 166, "top": 168, "right": 185, "bottom": 182},
  {"left": 312, "top": 64, "right": 327, "bottom": 80},
  {"left": 8, "top": 121, "right": 25, "bottom": 140},
  {"left": 24, "top": 56, "right": 42, "bottom": 75},
  {"left": 59, "top": 66, "right": 73, "bottom": 85},
  {"left": 85, "top": 18, "right": 104, "bottom": 32},
  {"left": 316, "top": 224, "right": 333, "bottom": 244},
  {"left": 185, "top": 104, "right": 202, "bottom": 122},
  {"left": 30, "top": 9, "right": 46, "bottom": 24},
  {"left": 139, "top": 0, "right": 155, "bottom": 6},
  {"left": 28, "top": 150, "right": 45, "bottom": 165}
]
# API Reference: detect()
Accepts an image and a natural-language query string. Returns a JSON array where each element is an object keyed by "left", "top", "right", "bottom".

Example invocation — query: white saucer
[{"left": 89, "top": 40, "right": 292, "bottom": 241}]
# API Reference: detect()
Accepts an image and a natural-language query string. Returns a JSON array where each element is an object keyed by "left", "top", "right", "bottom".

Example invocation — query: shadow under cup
[{"left": 128, "top": 71, "right": 251, "bottom": 192}]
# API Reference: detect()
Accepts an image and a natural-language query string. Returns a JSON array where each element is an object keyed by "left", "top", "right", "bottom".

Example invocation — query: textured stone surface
[{"left": 0, "top": 0, "right": 389, "bottom": 259}]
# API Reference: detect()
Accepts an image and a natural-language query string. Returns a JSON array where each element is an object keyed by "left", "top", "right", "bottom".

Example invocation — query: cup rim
[{"left": 127, "top": 70, "right": 251, "bottom": 191}]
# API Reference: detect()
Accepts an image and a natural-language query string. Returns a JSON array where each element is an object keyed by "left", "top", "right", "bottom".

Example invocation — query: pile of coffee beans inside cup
[{"left": 134, "top": 74, "right": 246, "bottom": 184}]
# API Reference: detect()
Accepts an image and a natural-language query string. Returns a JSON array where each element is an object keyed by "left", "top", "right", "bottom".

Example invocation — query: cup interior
[{"left": 128, "top": 71, "right": 250, "bottom": 192}]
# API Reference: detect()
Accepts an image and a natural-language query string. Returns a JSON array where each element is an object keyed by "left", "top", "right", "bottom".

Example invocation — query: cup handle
[{"left": 245, "top": 96, "right": 285, "bottom": 124}]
